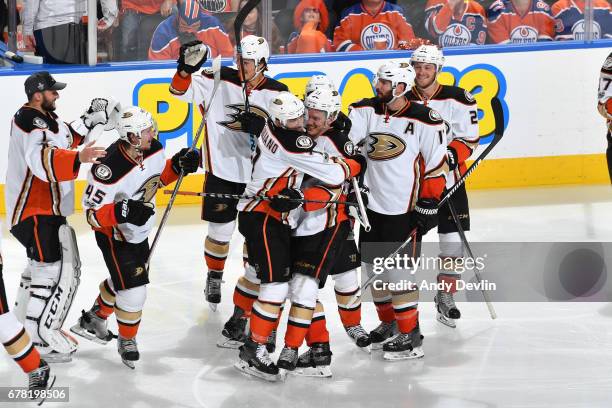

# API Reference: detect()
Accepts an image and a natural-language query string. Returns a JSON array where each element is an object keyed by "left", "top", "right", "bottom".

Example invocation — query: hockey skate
[
  {"left": 434, "top": 291, "right": 461, "bottom": 328},
  {"left": 217, "top": 307, "right": 247, "bottom": 349},
  {"left": 70, "top": 309, "right": 116, "bottom": 345},
  {"left": 382, "top": 325, "right": 424, "bottom": 361},
  {"left": 294, "top": 343, "right": 333, "bottom": 378},
  {"left": 234, "top": 338, "right": 280, "bottom": 382},
  {"left": 28, "top": 359, "right": 56, "bottom": 405},
  {"left": 117, "top": 336, "right": 139, "bottom": 369},
  {"left": 369, "top": 320, "right": 398, "bottom": 350},
  {"left": 204, "top": 271, "right": 223, "bottom": 312},
  {"left": 277, "top": 346, "right": 299, "bottom": 373},
  {"left": 345, "top": 324, "right": 371, "bottom": 353}
]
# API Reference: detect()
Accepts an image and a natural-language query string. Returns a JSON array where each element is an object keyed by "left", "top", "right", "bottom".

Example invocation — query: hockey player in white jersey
[
  {"left": 349, "top": 62, "right": 448, "bottom": 360},
  {"left": 408, "top": 45, "right": 480, "bottom": 328},
  {"left": 169, "top": 36, "right": 288, "bottom": 316},
  {"left": 0, "top": 227, "right": 55, "bottom": 401},
  {"left": 597, "top": 52, "right": 612, "bottom": 182},
  {"left": 5, "top": 71, "right": 111, "bottom": 363},
  {"left": 70, "top": 106, "right": 199, "bottom": 369},
  {"left": 234, "top": 92, "right": 365, "bottom": 381}
]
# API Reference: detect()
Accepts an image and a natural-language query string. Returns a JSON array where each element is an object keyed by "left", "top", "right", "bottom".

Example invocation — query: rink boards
[{"left": 0, "top": 41, "right": 610, "bottom": 213}]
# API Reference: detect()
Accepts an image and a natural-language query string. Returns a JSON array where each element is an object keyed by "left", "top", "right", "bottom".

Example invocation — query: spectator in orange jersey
[
  {"left": 333, "top": 0, "right": 416, "bottom": 51},
  {"left": 287, "top": 0, "right": 335, "bottom": 53},
  {"left": 149, "top": 0, "right": 233, "bottom": 60},
  {"left": 226, "top": 0, "right": 283, "bottom": 53},
  {"left": 425, "top": 0, "right": 487, "bottom": 46},
  {"left": 551, "top": 0, "right": 611, "bottom": 40},
  {"left": 487, "top": 0, "right": 555, "bottom": 44},
  {"left": 119, "top": 0, "right": 175, "bottom": 61}
]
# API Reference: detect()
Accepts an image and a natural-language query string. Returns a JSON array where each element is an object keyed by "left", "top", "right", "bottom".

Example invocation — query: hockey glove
[
  {"left": 332, "top": 111, "right": 352, "bottom": 137},
  {"left": 81, "top": 97, "right": 120, "bottom": 130},
  {"left": 178, "top": 41, "right": 208, "bottom": 74},
  {"left": 115, "top": 199, "right": 155, "bottom": 226},
  {"left": 409, "top": 198, "right": 439, "bottom": 236},
  {"left": 237, "top": 111, "right": 266, "bottom": 136},
  {"left": 270, "top": 188, "right": 304, "bottom": 212},
  {"left": 447, "top": 147, "right": 458, "bottom": 171},
  {"left": 171, "top": 148, "right": 200, "bottom": 174}
]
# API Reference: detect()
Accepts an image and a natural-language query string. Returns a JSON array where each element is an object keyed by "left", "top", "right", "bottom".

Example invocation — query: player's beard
[
  {"left": 41, "top": 95, "right": 56, "bottom": 112},
  {"left": 375, "top": 89, "right": 393, "bottom": 104}
]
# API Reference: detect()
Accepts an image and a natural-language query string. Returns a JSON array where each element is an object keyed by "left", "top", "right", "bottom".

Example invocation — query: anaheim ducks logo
[
  {"left": 218, "top": 104, "right": 269, "bottom": 131},
  {"left": 367, "top": 133, "right": 406, "bottom": 161},
  {"left": 135, "top": 175, "right": 161, "bottom": 203}
]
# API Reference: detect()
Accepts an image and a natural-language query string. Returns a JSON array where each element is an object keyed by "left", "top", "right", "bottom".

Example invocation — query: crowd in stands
[{"left": 0, "top": 0, "right": 610, "bottom": 64}]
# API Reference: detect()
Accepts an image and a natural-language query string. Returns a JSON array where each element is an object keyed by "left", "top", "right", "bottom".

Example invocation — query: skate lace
[
  {"left": 121, "top": 338, "right": 138, "bottom": 353},
  {"left": 256, "top": 345, "right": 275, "bottom": 367},
  {"left": 207, "top": 276, "right": 223, "bottom": 295},
  {"left": 439, "top": 291, "right": 456, "bottom": 309},
  {"left": 28, "top": 366, "right": 46, "bottom": 389},
  {"left": 346, "top": 325, "right": 368, "bottom": 339}
]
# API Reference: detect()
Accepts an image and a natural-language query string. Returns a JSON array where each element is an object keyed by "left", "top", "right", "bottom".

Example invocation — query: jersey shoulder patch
[
  {"left": 269, "top": 125, "right": 315, "bottom": 154},
  {"left": 14, "top": 107, "right": 59, "bottom": 133},
  {"left": 91, "top": 141, "right": 137, "bottom": 184},
  {"left": 324, "top": 128, "right": 354, "bottom": 157},
  {"left": 406, "top": 103, "right": 444, "bottom": 125},
  {"left": 603, "top": 52, "right": 612, "bottom": 74},
  {"left": 436, "top": 85, "right": 477, "bottom": 105}
]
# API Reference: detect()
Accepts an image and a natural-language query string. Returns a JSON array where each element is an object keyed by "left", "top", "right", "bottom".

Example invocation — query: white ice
[{"left": 1, "top": 185, "right": 612, "bottom": 408}]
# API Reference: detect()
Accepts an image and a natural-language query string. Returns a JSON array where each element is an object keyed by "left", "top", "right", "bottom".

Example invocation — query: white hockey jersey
[
  {"left": 83, "top": 139, "right": 178, "bottom": 244},
  {"left": 293, "top": 125, "right": 355, "bottom": 237},
  {"left": 237, "top": 120, "right": 360, "bottom": 228},
  {"left": 408, "top": 85, "right": 480, "bottom": 187},
  {"left": 5, "top": 106, "right": 85, "bottom": 227},
  {"left": 170, "top": 66, "right": 288, "bottom": 183},
  {"left": 598, "top": 52, "right": 612, "bottom": 126},
  {"left": 348, "top": 98, "right": 448, "bottom": 215}
]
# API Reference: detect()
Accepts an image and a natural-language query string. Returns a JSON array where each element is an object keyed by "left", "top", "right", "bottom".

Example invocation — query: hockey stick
[
  {"left": 162, "top": 189, "right": 359, "bottom": 207},
  {"left": 447, "top": 200, "right": 497, "bottom": 319},
  {"left": 351, "top": 177, "right": 371, "bottom": 231},
  {"left": 352, "top": 97, "right": 506, "bottom": 304},
  {"left": 147, "top": 55, "right": 222, "bottom": 268}
]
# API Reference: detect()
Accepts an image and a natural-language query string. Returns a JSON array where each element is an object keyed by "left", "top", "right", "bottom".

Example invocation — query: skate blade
[
  {"left": 40, "top": 352, "right": 72, "bottom": 364},
  {"left": 383, "top": 346, "right": 424, "bottom": 361},
  {"left": 356, "top": 344, "right": 371, "bottom": 354},
  {"left": 293, "top": 366, "right": 332, "bottom": 378},
  {"left": 70, "top": 325, "right": 115, "bottom": 345},
  {"left": 208, "top": 302, "right": 218, "bottom": 312},
  {"left": 121, "top": 358, "right": 136, "bottom": 369},
  {"left": 216, "top": 335, "right": 244, "bottom": 349},
  {"left": 233, "top": 360, "right": 280, "bottom": 382},
  {"left": 436, "top": 313, "right": 457, "bottom": 328},
  {"left": 35, "top": 374, "right": 57, "bottom": 406}
]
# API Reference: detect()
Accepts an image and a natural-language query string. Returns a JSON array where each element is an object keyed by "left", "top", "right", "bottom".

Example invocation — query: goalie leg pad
[
  {"left": 26, "top": 260, "right": 78, "bottom": 355},
  {"left": 13, "top": 265, "right": 32, "bottom": 323}
]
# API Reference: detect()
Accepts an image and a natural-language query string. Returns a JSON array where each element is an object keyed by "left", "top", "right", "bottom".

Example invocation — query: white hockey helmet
[
  {"left": 269, "top": 92, "right": 305, "bottom": 127},
  {"left": 305, "top": 88, "right": 341, "bottom": 121},
  {"left": 410, "top": 45, "right": 445, "bottom": 71},
  {"left": 373, "top": 61, "right": 416, "bottom": 100},
  {"left": 239, "top": 35, "right": 270, "bottom": 66},
  {"left": 305, "top": 74, "right": 336, "bottom": 96},
  {"left": 116, "top": 106, "right": 157, "bottom": 147}
]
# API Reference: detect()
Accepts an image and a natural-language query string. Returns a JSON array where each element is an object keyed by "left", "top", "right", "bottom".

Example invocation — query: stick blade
[
  {"left": 212, "top": 55, "right": 222, "bottom": 81},
  {"left": 233, "top": 0, "right": 261, "bottom": 46},
  {"left": 490, "top": 97, "right": 505, "bottom": 137}
]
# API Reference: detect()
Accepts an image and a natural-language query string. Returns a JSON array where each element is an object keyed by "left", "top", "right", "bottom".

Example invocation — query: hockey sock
[
  {"left": 115, "top": 306, "right": 141, "bottom": 340},
  {"left": 305, "top": 301, "right": 329, "bottom": 346},
  {"left": 0, "top": 313, "right": 41, "bottom": 373},
  {"left": 250, "top": 301, "right": 281, "bottom": 344},
  {"left": 392, "top": 291, "right": 419, "bottom": 333},
  {"left": 94, "top": 279, "right": 116, "bottom": 319},
  {"left": 204, "top": 237, "right": 230, "bottom": 275},
  {"left": 335, "top": 288, "right": 361, "bottom": 327},
  {"left": 285, "top": 303, "right": 314, "bottom": 349},
  {"left": 233, "top": 276, "right": 259, "bottom": 317}
]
